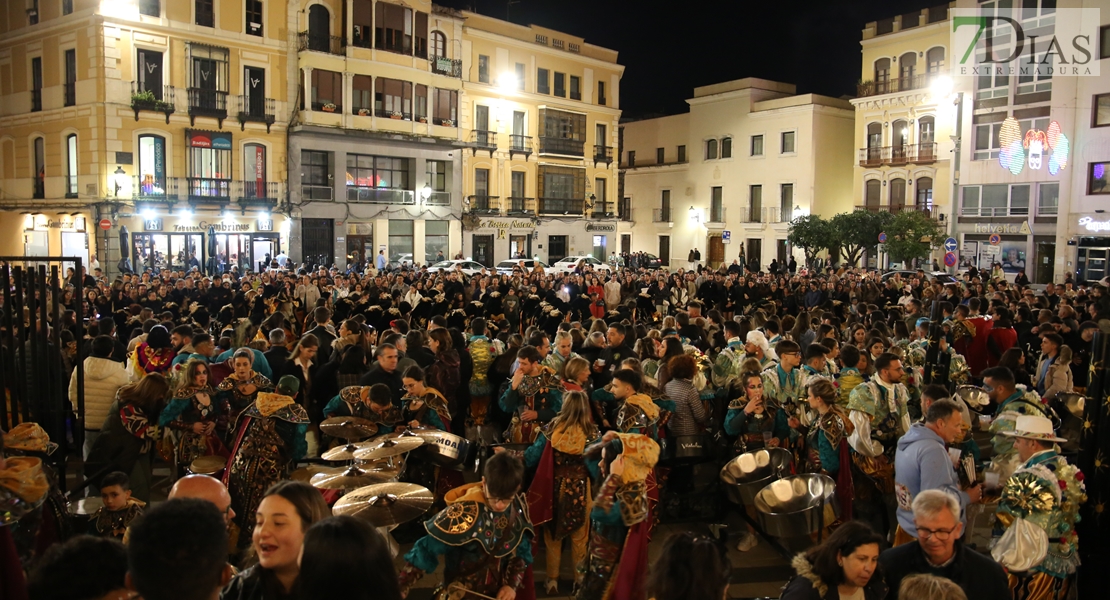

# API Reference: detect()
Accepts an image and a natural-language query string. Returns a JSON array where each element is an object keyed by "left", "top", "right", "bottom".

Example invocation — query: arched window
[
  {"left": 865, "top": 179, "right": 880, "bottom": 208},
  {"left": 307, "top": 5, "right": 330, "bottom": 52},
  {"left": 244, "top": 144, "right": 267, "bottom": 198},
  {"left": 431, "top": 31, "right": 446, "bottom": 58},
  {"left": 890, "top": 178, "right": 907, "bottom": 211},
  {"left": 32, "top": 137, "right": 45, "bottom": 199},
  {"left": 926, "top": 47, "right": 945, "bottom": 74},
  {"left": 891, "top": 120, "right": 909, "bottom": 162},
  {"left": 66, "top": 134, "right": 77, "bottom": 198},
  {"left": 898, "top": 52, "right": 916, "bottom": 88},
  {"left": 874, "top": 58, "right": 891, "bottom": 93},
  {"left": 705, "top": 139, "right": 718, "bottom": 160},
  {"left": 916, "top": 177, "right": 933, "bottom": 209},
  {"left": 917, "top": 116, "right": 935, "bottom": 160},
  {"left": 137, "top": 134, "right": 167, "bottom": 198},
  {"left": 721, "top": 136, "right": 732, "bottom": 158}
]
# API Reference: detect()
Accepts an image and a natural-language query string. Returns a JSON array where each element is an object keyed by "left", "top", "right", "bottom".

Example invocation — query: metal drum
[
  {"left": 955, "top": 386, "right": 991, "bottom": 414},
  {"left": 69, "top": 496, "right": 103, "bottom": 532},
  {"left": 410, "top": 428, "right": 472, "bottom": 468},
  {"left": 188, "top": 455, "right": 228, "bottom": 478},
  {"left": 1053, "top": 392, "right": 1086, "bottom": 455},
  {"left": 719, "top": 447, "right": 792, "bottom": 506},
  {"left": 754, "top": 474, "right": 838, "bottom": 538},
  {"left": 660, "top": 434, "right": 715, "bottom": 465}
]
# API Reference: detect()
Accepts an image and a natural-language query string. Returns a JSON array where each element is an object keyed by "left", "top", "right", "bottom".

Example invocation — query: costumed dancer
[
  {"left": 467, "top": 317, "right": 499, "bottom": 432},
  {"left": 0, "top": 424, "right": 51, "bottom": 572},
  {"left": 500, "top": 345, "right": 563, "bottom": 444},
  {"left": 322, "top": 383, "right": 402, "bottom": 435},
  {"left": 711, "top": 321, "right": 746, "bottom": 390},
  {"left": 398, "top": 452, "right": 535, "bottom": 600},
  {"left": 400, "top": 365, "right": 453, "bottom": 431},
  {"left": 982, "top": 366, "right": 1051, "bottom": 481},
  {"left": 802, "top": 378, "right": 854, "bottom": 521},
  {"left": 159, "top": 358, "right": 229, "bottom": 469},
  {"left": 87, "top": 471, "right": 144, "bottom": 541},
  {"left": 216, "top": 348, "right": 274, "bottom": 439}
]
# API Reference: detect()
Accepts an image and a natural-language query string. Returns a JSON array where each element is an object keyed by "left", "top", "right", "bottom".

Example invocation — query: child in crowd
[{"left": 89, "top": 471, "right": 145, "bottom": 541}]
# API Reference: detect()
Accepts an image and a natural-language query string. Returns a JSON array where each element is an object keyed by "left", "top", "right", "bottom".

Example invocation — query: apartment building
[
  {"left": 621, "top": 78, "right": 854, "bottom": 269},
  {"left": 0, "top": 0, "right": 291, "bottom": 275}
]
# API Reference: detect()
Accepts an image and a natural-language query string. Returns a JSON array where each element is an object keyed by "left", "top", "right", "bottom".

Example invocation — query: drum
[
  {"left": 659, "top": 434, "right": 714, "bottom": 465},
  {"left": 754, "top": 473, "right": 838, "bottom": 538},
  {"left": 955, "top": 386, "right": 991, "bottom": 414},
  {"left": 69, "top": 496, "right": 103, "bottom": 532},
  {"left": 720, "top": 447, "right": 793, "bottom": 506},
  {"left": 189, "top": 455, "right": 228, "bottom": 478},
  {"left": 412, "top": 429, "right": 473, "bottom": 468}
]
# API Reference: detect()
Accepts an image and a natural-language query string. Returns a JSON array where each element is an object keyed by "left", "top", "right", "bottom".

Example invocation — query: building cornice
[{"left": 462, "top": 28, "right": 624, "bottom": 73}]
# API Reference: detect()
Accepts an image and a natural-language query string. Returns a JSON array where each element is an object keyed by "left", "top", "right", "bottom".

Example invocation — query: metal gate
[
  {"left": 301, "top": 218, "right": 335, "bottom": 268},
  {"left": 0, "top": 257, "right": 85, "bottom": 491}
]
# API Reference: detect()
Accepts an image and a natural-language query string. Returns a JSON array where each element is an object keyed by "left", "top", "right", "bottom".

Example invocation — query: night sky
[{"left": 437, "top": 0, "right": 939, "bottom": 119}]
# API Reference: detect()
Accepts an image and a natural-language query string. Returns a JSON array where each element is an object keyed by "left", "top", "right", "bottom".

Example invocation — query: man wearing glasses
[{"left": 878, "top": 489, "right": 1009, "bottom": 599}]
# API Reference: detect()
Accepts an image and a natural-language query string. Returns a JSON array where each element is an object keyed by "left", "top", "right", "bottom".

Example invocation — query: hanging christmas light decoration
[
  {"left": 1046, "top": 120, "right": 1069, "bottom": 176},
  {"left": 998, "top": 116, "right": 1024, "bottom": 175},
  {"left": 1094, "top": 163, "right": 1105, "bottom": 181},
  {"left": 996, "top": 117, "right": 1070, "bottom": 176}
]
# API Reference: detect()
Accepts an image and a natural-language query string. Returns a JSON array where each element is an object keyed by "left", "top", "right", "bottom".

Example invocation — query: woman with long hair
[
  {"left": 159, "top": 359, "right": 228, "bottom": 470},
  {"left": 562, "top": 356, "right": 592, "bottom": 394},
  {"left": 655, "top": 337, "right": 685, "bottom": 389},
  {"left": 280, "top": 334, "right": 319, "bottom": 414},
  {"left": 128, "top": 324, "right": 175, "bottom": 380},
  {"left": 803, "top": 377, "right": 855, "bottom": 519},
  {"left": 425, "top": 328, "right": 461, "bottom": 417},
  {"left": 85, "top": 373, "right": 171, "bottom": 502},
  {"left": 780, "top": 520, "right": 886, "bottom": 600},
  {"left": 522, "top": 390, "right": 599, "bottom": 594},
  {"left": 400, "top": 365, "right": 452, "bottom": 431},
  {"left": 296, "top": 516, "right": 402, "bottom": 600}
]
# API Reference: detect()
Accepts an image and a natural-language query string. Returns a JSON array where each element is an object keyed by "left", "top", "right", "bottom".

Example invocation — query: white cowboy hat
[{"left": 1001, "top": 415, "right": 1067, "bottom": 443}]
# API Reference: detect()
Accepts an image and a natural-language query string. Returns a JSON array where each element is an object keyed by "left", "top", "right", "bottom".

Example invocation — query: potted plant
[
  {"left": 131, "top": 89, "right": 156, "bottom": 106},
  {"left": 390, "top": 110, "right": 403, "bottom": 119},
  {"left": 417, "top": 116, "right": 427, "bottom": 123},
  {"left": 358, "top": 108, "right": 371, "bottom": 116},
  {"left": 322, "top": 102, "right": 337, "bottom": 112},
  {"left": 442, "top": 119, "right": 454, "bottom": 127}
]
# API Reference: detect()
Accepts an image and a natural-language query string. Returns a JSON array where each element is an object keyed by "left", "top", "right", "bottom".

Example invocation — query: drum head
[{"left": 190, "top": 455, "right": 227, "bottom": 475}]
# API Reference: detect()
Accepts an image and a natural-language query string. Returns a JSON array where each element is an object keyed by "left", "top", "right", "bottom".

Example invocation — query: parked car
[
  {"left": 546, "top": 256, "right": 612, "bottom": 275},
  {"left": 495, "top": 259, "right": 549, "bottom": 276},
  {"left": 426, "top": 260, "right": 485, "bottom": 275},
  {"left": 880, "top": 270, "right": 957, "bottom": 284}
]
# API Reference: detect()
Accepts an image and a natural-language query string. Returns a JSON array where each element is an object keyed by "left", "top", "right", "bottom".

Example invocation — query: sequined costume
[
  {"left": 0, "top": 456, "right": 48, "bottom": 569},
  {"left": 804, "top": 408, "right": 853, "bottom": 477},
  {"left": 223, "top": 391, "right": 309, "bottom": 548},
  {"left": 216, "top": 370, "right": 274, "bottom": 438},
  {"left": 402, "top": 388, "right": 453, "bottom": 432},
  {"left": 711, "top": 341, "right": 745, "bottom": 389},
  {"left": 88, "top": 498, "right": 145, "bottom": 541},
  {"left": 724, "top": 395, "right": 790, "bottom": 454},
  {"left": 995, "top": 449, "right": 1087, "bottom": 599},
  {"left": 399, "top": 482, "right": 534, "bottom": 599},
  {"left": 835, "top": 367, "right": 865, "bottom": 410},
  {"left": 159, "top": 385, "right": 229, "bottom": 466},
  {"left": 847, "top": 379, "right": 911, "bottom": 494},
  {"left": 990, "top": 387, "right": 1050, "bottom": 472},
  {"left": 322, "top": 385, "right": 403, "bottom": 435},
  {"left": 763, "top": 364, "right": 804, "bottom": 421},
  {"left": 499, "top": 366, "right": 563, "bottom": 443}
]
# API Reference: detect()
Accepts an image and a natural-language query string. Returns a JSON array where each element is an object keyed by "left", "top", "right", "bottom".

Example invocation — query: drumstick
[{"left": 447, "top": 584, "right": 498, "bottom": 600}]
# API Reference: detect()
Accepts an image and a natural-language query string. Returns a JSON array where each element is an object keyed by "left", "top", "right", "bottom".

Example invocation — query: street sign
[
  {"left": 944, "top": 237, "right": 957, "bottom": 252},
  {"left": 944, "top": 252, "right": 957, "bottom": 267},
  {"left": 878, "top": 232, "right": 887, "bottom": 243},
  {"left": 722, "top": 230, "right": 731, "bottom": 244},
  {"left": 989, "top": 233, "right": 1001, "bottom": 245},
  {"left": 98, "top": 218, "right": 112, "bottom": 230}
]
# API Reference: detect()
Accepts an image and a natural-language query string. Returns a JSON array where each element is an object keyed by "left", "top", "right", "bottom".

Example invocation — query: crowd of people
[{"left": 0, "top": 254, "right": 1101, "bottom": 600}]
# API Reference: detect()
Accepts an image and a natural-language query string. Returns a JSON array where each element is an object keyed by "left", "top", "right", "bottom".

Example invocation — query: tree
[
  {"left": 884, "top": 210, "right": 945, "bottom": 266},
  {"left": 832, "top": 210, "right": 894, "bottom": 267},
  {"left": 787, "top": 215, "right": 836, "bottom": 268}
]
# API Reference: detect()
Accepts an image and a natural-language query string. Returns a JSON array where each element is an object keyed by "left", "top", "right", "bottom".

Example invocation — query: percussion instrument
[
  {"left": 352, "top": 436, "right": 424, "bottom": 461},
  {"left": 1053, "top": 392, "right": 1086, "bottom": 455},
  {"left": 319, "top": 416, "right": 379, "bottom": 440},
  {"left": 322, "top": 443, "right": 368, "bottom": 462},
  {"left": 290, "top": 464, "right": 331, "bottom": 484},
  {"left": 754, "top": 473, "right": 839, "bottom": 538},
  {"left": 406, "top": 427, "right": 472, "bottom": 468},
  {"left": 720, "top": 447, "right": 793, "bottom": 506},
  {"left": 68, "top": 496, "right": 103, "bottom": 531},
  {"left": 310, "top": 463, "right": 401, "bottom": 490},
  {"left": 333, "top": 482, "right": 434, "bottom": 527},
  {"left": 955, "top": 385, "right": 991, "bottom": 413},
  {"left": 188, "top": 455, "right": 228, "bottom": 477},
  {"left": 659, "top": 434, "right": 714, "bottom": 465}
]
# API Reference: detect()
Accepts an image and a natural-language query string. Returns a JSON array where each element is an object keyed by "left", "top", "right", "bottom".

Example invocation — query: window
[
  {"left": 139, "top": 0, "right": 159, "bottom": 17},
  {"left": 627, "top": 151, "right": 635, "bottom": 167},
  {"left": 748, "top": 185, "right": 762, "bottom": 222},
  {"left": 926, "top": 47, "right": 945, "bottom": 74},
  {"left": 1094, "top": 94, "right": 1110, "bottom": 127},
  {"left": 537, "top": 165, "right": 585, "bottom": 213},
  {"left": 780, "top": 183, "right": 793, "bottom": 222},
  {"left": 312, "top": 69, "right": 343, "bottom": 111},
  {"left": 414, "top": 12, "right": 428, "bottom": 59},
  {"left": 889, "top": 178, "right": 906, "bottom": 210},
  {"left": 1037, "top": 182, "right": 1058, "bottom": 215},
  {"left": 426, "top": 160, "right": 446, "bottom": 191},
  {"left": 425, "top": 221, "right": 448, "bottom": 264},
  {"left": 598, "top": 81, "right": 606, "bottom": 105},
  {"left": 515, "top": 63, "right": 525, "bottom": 90},
  {"left": 781, "top": 131, "right": 795, "bottom": 154},
  {"left": 974, "top": 121, "right": 1003, "bottom": 160},
  {"left": 751, "top": 135, "right": 763, "bottom": 156},
  {"left": 976, "top": 56, "right": 1009, "bottom": 100},
  {"left": 865, "top": 179, "right": 880, "bottom": 208},
  {"left": 301, "top": 150, "right": 332, "bottom": 200},
  {"left": 710, "top": 186, "right": 723, "bottom": 222},
  {"left": 1091, "top": 162, "right": 1110, "bottom": 194},
  {"left": 554, "top": 72, "right": 566, "bottom": 97},
  {"left": 64, "top": 49, "right": 76, "bottom": 107},
  {"left": 246, "top": 0, "right": 263, "bottom": 35},
  {"left": 352, "top": 0, "right": 372, "bottom": 47},
  {"left": 660, "top": 189, "right": 671, "bottom": 221},
  {"left": 918, "top": 116, "right": 935, "bottom": 145},
  {"left": 433, "top": 88, "right": 457, "bottom": 125},
  {"left": 374, "top": 77, "right": 411, "bottom": 117},
  {"left": 899, "top": 52, "right": 916, "bottom": 84},
  {"left": 31, "top": 57, "right": 41, "bottom": 112},
  {"left": 960, "top": 186, "right": 979, "bottom": 215},
  {"left": 1016, "top": 50, "right": 1052, "bottom": 95},
  {"left": 961, "top": 184, "right": 1030, "bottom": 216},
  {"left": 478, "top": 55, "right": 490, "bottom": 83},
  {"left": 195, "top": 0, "right": 213, "bottom": 27},
  {"left": 376, "top": 2, "right": 413, "bottom": 55},
  {"left": 346, "top": 154, "right": 410, "bottom": 201},
  {"left": 474, "top": 169, "right": 490, "bottom": 208},
  {"left": 243, "top": 144, "right": 267, "bottom": 198},
  {"left": 65, "top": 134, "right": 77, "bottom": 198},
  {"left": 138, "top": 134, "right": 167, "bottom": 197},
  {"left": 916, "top": 177, "right": 933, "bottom": 209},
  {"left": 137, "top": 49, "right": 163, "bottom": 98},
  {"left": 570, "top": 75, "right": 580, "bottom": 100},
  {"left": 28, "top": 0, "right": 38, "bottom": 25},
  {"left": 389, "top": 220, "right": 414, "bottom": 260},
  {"left": 594, "top": 178, "right": 606, "bottom": 213},
  {"left": 431, "top": 31, "right": 446, "bottom": 58},
  {"left": 1102, "top": 25, "right": 1110, "bottom": 59},
  {"left": 186, "top": 131, "right": 231, "bottom": 198},
  {"left": 352, "top": 75, "right": 372, "bottom": 114},
  {"left": 32, "top": 137, "right": 44, "bottom": 199},
  {"left": 188, "top": 43, "right": 230, "bottom": 102},
  {"left": 874, "top": 58, "right": 890, "bottom": 91},
  {"left": 63, "top": 0, "right": 72, "bottom": 16},
  {"left": 537, "top": 68, "right": 550, "bottom": 94},
  {"left": 539, "top": 108, "right": 585, "bottom": 155},
  {"left": 721, "top": 136, "right": 732, "bottom": 158},
  {"left": 415, "top": 84, "right": 427, "bottom": 121},
  {"left": 677, "top": 145, "right": 686, "bottom": 162},
  {"left": 705, "top": 139, "right": 718, "bottom": 160},
  {"left": 656, "top": 148, "right": 664, "bottom": 164}
]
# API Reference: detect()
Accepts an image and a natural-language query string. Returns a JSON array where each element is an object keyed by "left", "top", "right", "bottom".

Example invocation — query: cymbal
[
  {"left": 309, "top": 464, "right": 401, "bottom": 490},
  {"left": 189, "top": 455, "right": 228, "bottom": 475},
  {"left": 320, "top": 416, "right": 379, "bottom": 440},
  {"left": 290, "top": 464, "right": 331, "bottom": 483},
  {"left": 353, "top": 436, "right": 424, "bottom": 461},
  {"left": 333, "top": 482, "right": 434, "bottom": 527},
  {"left": 322, "top": 443, "right": 368, "bottom": 462}
]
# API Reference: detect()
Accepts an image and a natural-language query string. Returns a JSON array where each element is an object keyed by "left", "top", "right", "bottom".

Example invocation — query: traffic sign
[
  {"left": 944, "top": 252, "right": 957, "bottom": 267},
  {"left": 722, "top": 230, "right": 731, "bottom": 244},
  {"left": 944, "top": 237, "right": 957, "bottom": 252},
  {"left": 98, "top": 218, "right": 112, "bottom": 230},
  {"left": 878, "top": 232, "right": 887, "bottom": 243},
  {"left": 989, "top": 233, "right": 1001, "bottom": 245}
]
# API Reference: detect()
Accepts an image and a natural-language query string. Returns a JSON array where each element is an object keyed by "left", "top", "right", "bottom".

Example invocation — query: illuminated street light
[
  {"left": 497, "top": 72, "right": 518, "bottom": 93},
  {"left": 112, "top": 166, "right": 127, "bottom": 197},
  {"left": 929, "top": 75, "right": 953, "bottom": 100},
  {"left": 420, "top": 184, "right": 433, "bottom": 201}
]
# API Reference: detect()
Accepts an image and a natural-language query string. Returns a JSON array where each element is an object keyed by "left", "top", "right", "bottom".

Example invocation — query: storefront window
[
  {"left": 138, "top": 134, "right": 166, "bottom": 197},
  {"left": 424, "top": 220, "right": 448, "bottom": 264},
  {"left": 243, "top": 143, "right": 266, "bottom": 198},
  {"left": 1090, "top": 161, "right": 1110, "bottom": 194},
  {"left": 187, "top": 131, "right": 232, "bottom": 198},
  {"left": 389, "top": 219, "right": 414, "bottom": 264},
  {"left": 133, "top": 233, "right": 202, "bottom": 271}
]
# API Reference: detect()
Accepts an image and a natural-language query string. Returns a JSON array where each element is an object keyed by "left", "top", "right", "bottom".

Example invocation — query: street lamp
[
  {"left": 112, "top": 166, "right": 127, "bottom": 197},
  {"left": 420, "top": 184, "right": 432, "bottom": 203},
  {"left": 497, "top": 72, "right": 518, "bottom": 93}
]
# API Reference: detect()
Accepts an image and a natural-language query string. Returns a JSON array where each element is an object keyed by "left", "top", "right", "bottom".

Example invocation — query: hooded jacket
[
  {"left": 69, "top": 356, "right": 131, "bottom": 430},
  {"left": 893, "top": 422, "right": 969, "bottom": 536},
  {"left": 780, "top": 553, "right": 887, "bottom": 600}
]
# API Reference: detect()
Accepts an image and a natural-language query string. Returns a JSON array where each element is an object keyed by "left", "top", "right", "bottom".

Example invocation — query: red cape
[
  {"left": 609, "top": 470, "right": 658, "bottom": 600},
  {"left": 526, "top": 440, "right": 556, "bottom": 528}
]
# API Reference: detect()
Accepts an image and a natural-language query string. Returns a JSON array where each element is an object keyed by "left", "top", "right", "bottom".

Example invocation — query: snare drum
[
  {"left": 189, "top": 455, "right": 228, "bottom": 478},
  {"left": 412, "top": 429, "right": 473, "bottom": 468}
]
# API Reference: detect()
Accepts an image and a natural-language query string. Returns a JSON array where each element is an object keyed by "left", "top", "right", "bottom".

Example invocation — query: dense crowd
[{"left": 0, "top": 255, "right": 1101, "bottom": 600}]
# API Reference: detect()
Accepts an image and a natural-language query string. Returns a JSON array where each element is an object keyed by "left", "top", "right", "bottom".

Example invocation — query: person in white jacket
[{"left": 70, "top": 335, "right": 131, "bottom": 459}]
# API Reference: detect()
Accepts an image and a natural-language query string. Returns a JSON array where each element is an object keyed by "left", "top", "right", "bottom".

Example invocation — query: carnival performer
[
  {"left": 711, "top": 321, "right": 746, "bottom": 390},
  {"left": 322, "top": 383, "right": 403, "bottom": 436},
  {"left": 400, "top": 365, "right": 453, "bottom": 431},
  {"left": 88, "top": 471, "right": 144, "bottom": 541},
  {"left": 398, "top": 452, "right": 534, "bottom": 600},
  {"left": 216, "top": 348, "right": 274, "bottom": 437},
  {"left": 224, "top": 375, "right": 309, "bottom": 548},
  {"left": 0, "top": 425, "right": 50, "bottom": 571},
  {"left": 577, "top": 432, "right": 660, "bottom": 600},
  {"left": 724, "top": 370, "right": 789, "bottom": 454},
  {"left": 610, "top": 370, "right": 670, "bottom": 441},
  {"left": 500, "top": 345, "right": 563, "bottom": 443},
  {"left": 742, "top": 330, "right": 778, "bottom": 370},
  {"left": 994, "top": 415, "right": 1086, "bottom": 600},
  {"left": 835, "top": 344, "right": 866, "bottom": 410},
  {"left": 127, "top": 324, "right": 176, "bottom": 380},
  {"left": 522, "top": 390, "right": 600, "bottom": 595},
  {"left": 763, "top": 340, "right": 805, "bottom": 426},
  {"left": 466, "top": 317, "right": 499, "bottom": 429},
  {"left": 159, "top": 358, "right": 228, "bottom": 468},
  {"left": 982, "top": 366, "right": 1051, "bottom": 478}
]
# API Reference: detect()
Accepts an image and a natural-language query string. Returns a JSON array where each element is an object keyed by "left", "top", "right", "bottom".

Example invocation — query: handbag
[{"left": 992, "top": 516, "right": 1048, "bottom": 573}]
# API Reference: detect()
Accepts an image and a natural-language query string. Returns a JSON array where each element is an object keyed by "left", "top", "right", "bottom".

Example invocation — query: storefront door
[
  {"left": 1079, "top": 248, "right": 1107, "bottom": 284},
  {"left": 591, "top": 235, "right": 607, "bottom": 263},
  {"left": 1035, "top": 241, "right": 1054, "bottom": 284},
  {"left": 347, "top": 235, "right": 374, "bottom": 266},
  {"left": 301, "top": 218, "right": 335, "bottom": 267},
  {"left": 134, "top": 233, "right": 203, "bottom": 272},
  {"left": 509, "top": 235, "right": 531, "bottom": 260},
  {"left": 472, "top": 235, "right": 494, "bottom": 267}
]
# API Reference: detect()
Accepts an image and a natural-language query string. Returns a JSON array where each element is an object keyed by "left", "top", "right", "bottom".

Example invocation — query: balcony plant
[
  {"left": 131, "top": 89, "right": 173, "bottom": 112},
  {"left": 358, "top": 108, "right": 371, "bottom": 116},
  {"left": 322, "top": 102, "right": 337, "bottom": 112},
  {"left": 442, "top": 119, "right": 454, "bottom": 127},
  {"left": 417, "top": 116, "right": 427, "bottom": 123},
  {"left": 390, "top": 110, "right": 403, "bottom": 119},
  {"left": 857, "top": 79, "right": 874, "bottom": 96}
]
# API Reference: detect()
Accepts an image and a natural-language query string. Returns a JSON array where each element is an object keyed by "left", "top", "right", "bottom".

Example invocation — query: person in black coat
[
  {"left": 263, "top": 331, "right": 291, "bottom": 377},
  {"left": 357, "top": 344, "right": 405, "bottom": 407},
  {"left": 304, "top": 307, "right": 337, "bottom": 365},
  {"left": 780, "top": 521, "right": 887, "bottom": 600}
]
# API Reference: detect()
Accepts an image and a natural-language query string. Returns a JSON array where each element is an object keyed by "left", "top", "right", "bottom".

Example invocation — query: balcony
[
  {"left": 31, "top": 89, "right": 41, "bottom": 112},
  {"left": 506, "top": 197, "right": 535, "bottom": 215},
  {"left": 591, "top": 202, "right": 612, "bottom": 219},
  {"left": 469, "top": 131, "right": 497, "bottom": 156},
  {"left": 856, "top": 73, "right": 942, "bottom": 98},
  {"left": 890, "top": 145, "right": 910, "bottom": 166},
  {"left": 187, "top": 177, "right": 232, "bottom": 203},
  {"left": 859, "top": 147, "right": 885, "bottom": 167},
  {"left": 346, "top": 186, "right": 415, "bottom": 205},
  {"left": 538, "top": 137, "right": 585, "bottom": 157},
  {"left": 302, "top": 184, "right": 333, "bottom": 201},
  {"left": 131, "top": 83, "right": 176, "bottom": 123},
  {"left": 742, "top": 207, "right": 785, "bottom": 225},
  {"left": 64, "top": 82, "right": 75, "bottom": 107},
  {"left": 858, "top": 143, "right": 939, "bottom": 167},
  {"left": 509, "top": 135, "right": 533, "bottom": 160},
  {"left": 467, "top": 195, "right": 500, "bottom": 215},
  {"left": 237, "top": 95, "right": 276, "bottom": 132},
  {"left": 298, "top": 32, "right": 346, "bottom": 55},
  {"left": 959, "top": 206, "right": 1026, "bottom": 218},
  {"left": 652, "top": 208, "right": 671, "bottom": 223},
  {"left": 32, "top": 176, "right": 44, "bottom": 200},
  {"left": 432, "top": 116, "right": 456, "bottom": 127},
  {"left": 133, "top": 176, "right": 181, "bottom": 202},
  {"left": 708, "top": 206, "right": 726, "bottom": 224},
  {"left": 425, "top": 191, "right": 451, "bottom": 206},
  {"left": 236, "top": 181, "right": 281, "bottom": 208},
  {"left": 187, "top": 88, "right": 228, "bottom": 127},
  {"left": 539, "top": 198, "right": 583, "bottom": 215},
  {"left": 593, "top": 145, "right": 613, "bottom": 167},
  {"left": 911, "top": 142, "right": 937, "bottom": 164},
  {"left": 857, "top": 204, "right": 935, "bottom": 217},
  {"left": 311, "top": 101, "right": 343, "bottom": 114},
  {"left": 430, "top": 57, "right": 462, "bottom": 78}
]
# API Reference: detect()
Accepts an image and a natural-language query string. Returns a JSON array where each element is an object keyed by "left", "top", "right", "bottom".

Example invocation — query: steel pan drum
[
  {"left": 955, "top": 386, "right": 990, "bottom": 413},
  {"left": 720, "top": 447, "right": 793, "bottom": 506},
  {"left": 754, "top": 473, "right": 838, "bottom": 538},
  {"left": 1053, "top": 392, "right": 1086, "bottom": 455}
]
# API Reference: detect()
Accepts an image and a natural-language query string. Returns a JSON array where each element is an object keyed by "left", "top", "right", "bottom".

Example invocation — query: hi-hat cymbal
[
  {"left": 333, "top": 482, "right": 434, "bottom": 527},
  {"left": 322, "top": 443, "right": 368, "bottom": 462},
  {"left": 309, "top": 464, "right": 401, "bottom": 490},
  {"left": 320, "top": 416, "right": 379, "bottom": 440},
  {"left": 352, "top": 436, "right": 424, "bottom": 461}
]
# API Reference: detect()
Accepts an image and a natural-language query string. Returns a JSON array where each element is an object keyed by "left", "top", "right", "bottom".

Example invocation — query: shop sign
[
  {"left": 1078, "top": 216, "right": 1110, "bottom": 233},
  {"left": 187, "top": 131, "right": 233, "bottom": 150},
  {"left": 144, "top": 219, "right": 252, "bottom": 233},
  {"left": 972, "top": 222, "right": 1030, "bottom": 235},
  {"left": 143, "top": 218, "right": 164, "bottom": 231},
  {"left": 585, "top": 223, "right": 615, "bottom": 232},
  {"left": 480, "top": 219, "right": 535, "bottom": 230},
  {"left": 257, "top": 219, "right": 273, "bottom": 232},
  {"left": 28, "top": 214, "right": 84, "bottom": 231}
]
